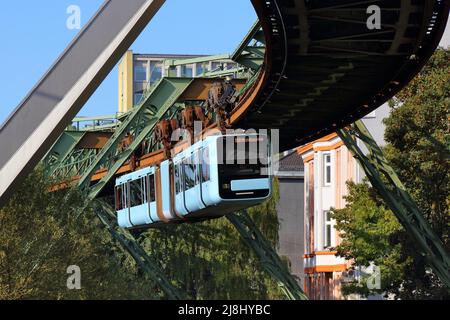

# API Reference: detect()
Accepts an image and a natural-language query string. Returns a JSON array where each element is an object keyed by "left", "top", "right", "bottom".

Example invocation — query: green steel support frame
[
  {"left": 77, "top": 77, "right": 194, "bottom": 200},
  {"left": 94, "top": 200, "right": 187, "bottom": 300},
  {"left": 231, "top": 21, "right": 265, "bottom": 70},
  {"left": 337, "top": 120, "right": 450, "bottom": 290},
  {"left": 54, "top": 149, "right": 98, "bottom": 181},
  {"left": 45, "top": 21, "right": 305, "bottom": 300},
  {"left": 43, "top": 132, "right": 87, "bottom": 177},
  {"left": 227, "top": 212, "right": 308, "bottom": 300}
]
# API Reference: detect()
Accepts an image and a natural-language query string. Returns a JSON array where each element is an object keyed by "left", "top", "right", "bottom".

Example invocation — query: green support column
[
  {"left": 77, "top": 77, "right": 193, "bottom": 200},
  {"left": 227, "top": 211, "right": 308, "bottom": 300},
  {"left": 43, "top": 131, "right": 87, "bottom": 177},
  {"left": 94, "top": 200, "right": 187, "bottom": 300},
  {"left": 337, "top": 120, "right": 450, "bottom": 290}
]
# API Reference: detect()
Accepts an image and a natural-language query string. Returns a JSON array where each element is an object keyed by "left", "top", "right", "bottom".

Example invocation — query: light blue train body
[{"left": 115, "top": 133, "right": 272, "bottom": 229}]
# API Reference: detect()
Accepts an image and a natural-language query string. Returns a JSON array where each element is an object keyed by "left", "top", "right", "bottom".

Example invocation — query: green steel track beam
[
  {"left": 337, "top": 120, "right": 450, "bottom": 290},
  {"left": 231, "top": 21, "right": 263, "bottom": 61},
  {"left": 80, "top": 122, "right": 121, "bottom": 132},
  {"left": 53, "top": 149, "right": 98, "bottom": 181},
  {"left": 43, "top": 132, "right": 87, "bottom": 177},
  {"left": 165, "top": 54, "right": 231, "bottom": 67},
  {"left": 231, "top": 21, "right": 265, "bottom": 71},
  {"left": 94, "top": 200, "right": 187, "bottom": 300},
  {"left": 202, "top": 67, "right": 248, "bottom": 78},
  {"left": 71, "top": 114, "right": 124, "bottom": 132},
  {"left": 72, "top": 114, "right": 123, "bottom": 122},
  {"left": 227, "top": 211, "right": 308, "bottom": 300},
  {"left": 78, "top": 77, "right": 194, "bottom": 200}
]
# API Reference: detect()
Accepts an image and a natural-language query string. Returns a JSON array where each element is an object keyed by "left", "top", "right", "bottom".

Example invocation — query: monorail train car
[{"left": 115, "top": 133, "right": 272, "bottom": 229}]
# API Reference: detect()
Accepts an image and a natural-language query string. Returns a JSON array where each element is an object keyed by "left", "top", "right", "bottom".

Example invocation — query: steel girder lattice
[{"left": 338, "top": 120, "right": 450, "bottom": 290}]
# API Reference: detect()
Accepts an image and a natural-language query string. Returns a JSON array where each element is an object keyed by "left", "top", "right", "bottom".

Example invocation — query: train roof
[{"left": 116, "top": 166, "right": 155, "bottom": 185}]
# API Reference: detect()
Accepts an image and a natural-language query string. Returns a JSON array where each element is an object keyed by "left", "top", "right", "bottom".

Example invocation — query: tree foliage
[
  {"left": 0, "top": 168, "right": 152, "bottom": 300},
  {"left": 331, "top": 48, "right": 450, "bottom": 299},
  {"left": 0, "top": 168, "right": 284, "bottom": 300},
  {"left": 138, "top": 178, "right": 284, "bottom": 300}
]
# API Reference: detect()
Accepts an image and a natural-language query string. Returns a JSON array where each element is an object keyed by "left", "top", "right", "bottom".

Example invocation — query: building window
[
  {"left": 324, "top": 210, "right": 335, "bottom": 249},
  {"left": 211, "top": 62, "right": 223, "bottom": 71},
  {"left": 196, "top": 63, "right": 204, "bottom": 76},
  {"left": 323, "top": 153, "right": 332, "bottom": 186},
  {"left": 134, "top": 93, "right": 143, "bottom": 104},
  {"left": 226, "top": 62, "right": 237, "bottom": 70},
  {"left": 181, "top": 65, "right": 193, "bottom": 77},
  {"left": 150, "top": 61, "right": 163, "bottom": 84},
  {"left": 134, "top": 61, "right": 148, "bottom": 82}
]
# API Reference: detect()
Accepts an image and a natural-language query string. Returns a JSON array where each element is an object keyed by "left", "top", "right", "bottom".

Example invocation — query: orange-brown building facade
[{"left": 298, "top": 133, "right": 359, "bottom": 300}]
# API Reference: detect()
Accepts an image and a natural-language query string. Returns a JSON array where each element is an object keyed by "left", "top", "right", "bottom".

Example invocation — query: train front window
[
  {"left": 130, "top": 179, "right": 143, "bottom": 207},
  {"left": 218, "top": 136, "right": 270, "bottom": 199},
  {"left": 219, "top": 136, "right": 268, "bottom": 177}
]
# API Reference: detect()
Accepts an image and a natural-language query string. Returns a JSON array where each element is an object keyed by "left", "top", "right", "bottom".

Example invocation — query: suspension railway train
[{"left": 115, "top": 133, "right": 272, "bottom": 229}]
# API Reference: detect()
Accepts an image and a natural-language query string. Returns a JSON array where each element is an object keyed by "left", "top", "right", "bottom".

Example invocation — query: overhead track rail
[{"left": 237, "top": 0, "right": 450, "bottom": 150}]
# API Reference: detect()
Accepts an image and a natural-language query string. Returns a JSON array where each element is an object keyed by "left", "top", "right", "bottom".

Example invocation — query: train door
[
  {"left": 174, "top": 159, "right": 188, "bottom": 217},
  {"left": 183, "top": 152, "right": 201, "bottom": 213},
  {"left": 117, "top": 181, "right": 133, "bottom": 228},
  {"left": 160, "top": 160, "right": 177, "bottom": 221},
  {"left": 201, "top": 140, "right": 215, "bottom": 206},
  {"left": 155, "top": 166, "right": 169, "bottom": 223},
  {"left": 169, "top": 161, "right": 183, "bottom": 219},
  {"left": 129, "top": 175, "right": 151, "bottom": 226},
  {"left": 193, "top": 148, "right": 207, "bottom": 211},
  {"left": 146, "top": 171, "right": 159, "bottom": 223}
]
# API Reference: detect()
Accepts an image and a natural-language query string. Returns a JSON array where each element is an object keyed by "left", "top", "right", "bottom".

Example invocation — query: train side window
[
  {"left": 123, "top": 183, "right": 129, "bottom": 209},
  {"left": 141, "top": 177, "right": 147, "bottom": 203},
  {"left": 184, "top": 158, "right": 195, "bottom": 190},
  {"left": 202, "top": 147, "right": 210, "bottom": 182},
  {"left": 148, "top": 174, "right": 156, "bottom": 202},
  {"left": 175, "top": 163, "right": 182, "bottom": 194},
  {"left": 130, "top": 179, "right": 143, "bottom": 207},
  {"left": 115, "top": 185, "right": 123, "bottom": 210},
  {"left": 193, "top": 153, "right": 200, "bottom": 185}
]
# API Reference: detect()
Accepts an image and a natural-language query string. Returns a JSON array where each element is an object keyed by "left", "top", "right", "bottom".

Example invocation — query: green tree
[
  {"left": 0, "top": 168, "right": 154, "bottom": 300},
  {"left": 1, "top": 168, "right": 285, "bottom": 299},
  {"left": 332, "top": 47, "right": 450, "bottom": 299},
  {"left": 138, "top": 178, "right": 285, "bottom": 300}
]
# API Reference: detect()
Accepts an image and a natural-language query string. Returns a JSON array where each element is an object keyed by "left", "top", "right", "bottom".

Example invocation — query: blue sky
[
  {"left": 0, "top": 1, "right": 257, "bottom": 124},
  {"left": 1, "top": 2, "right": 448, "bottom": 126}
]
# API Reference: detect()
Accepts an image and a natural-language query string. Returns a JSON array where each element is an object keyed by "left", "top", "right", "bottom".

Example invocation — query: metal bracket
[{"left": 77, "top": 77, "right": 194, "bottom": 200}]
